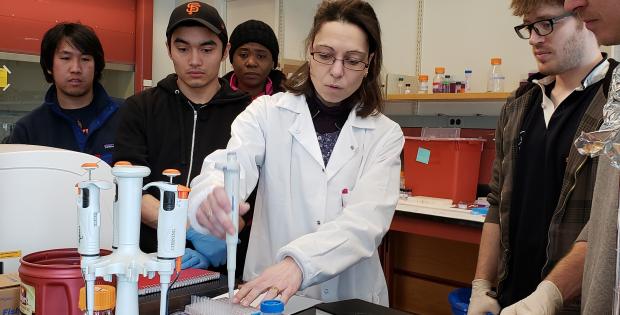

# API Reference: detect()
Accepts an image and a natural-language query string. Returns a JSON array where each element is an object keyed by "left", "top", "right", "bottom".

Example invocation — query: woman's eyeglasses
[{"left": 310, "top": 52, "right": 369, "bottom": 71}]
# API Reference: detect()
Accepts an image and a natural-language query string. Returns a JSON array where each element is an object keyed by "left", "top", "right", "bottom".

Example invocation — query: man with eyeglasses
[{"left": 469, "top": 0, "right": 617, "bottom": 314}]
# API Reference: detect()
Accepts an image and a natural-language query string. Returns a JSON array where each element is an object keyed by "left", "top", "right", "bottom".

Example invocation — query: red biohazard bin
[{"left": 403, "top": 137, "right": 485, "bottom": 203}]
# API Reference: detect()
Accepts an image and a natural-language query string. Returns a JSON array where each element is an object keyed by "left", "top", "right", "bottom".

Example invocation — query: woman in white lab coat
[{"left": 187, "top": 0, "right": 404, "bottom": 307}]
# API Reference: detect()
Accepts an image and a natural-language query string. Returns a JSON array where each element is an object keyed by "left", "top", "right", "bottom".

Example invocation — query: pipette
[
  {"left": 77, "top": 162, "right": 111, "bottom": 315},
  {"left": 143, "top": 169, "right": 190, "bottom": 315},
  {"left": 223, "top": 152, "right": 240, "bottom": 300}
]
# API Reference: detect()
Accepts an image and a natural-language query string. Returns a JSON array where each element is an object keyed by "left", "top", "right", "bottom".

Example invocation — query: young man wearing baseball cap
[
  {"left": 113, "top": 1, "right": 251, "bottom": 270},
  {"left": 222, "top": 20, "right": 286, "bottom": 99}
]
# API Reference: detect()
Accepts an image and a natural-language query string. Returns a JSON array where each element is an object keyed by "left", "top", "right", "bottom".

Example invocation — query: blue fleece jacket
[{"left": 8, "top": 82, "right": 121, "bottom": 164}]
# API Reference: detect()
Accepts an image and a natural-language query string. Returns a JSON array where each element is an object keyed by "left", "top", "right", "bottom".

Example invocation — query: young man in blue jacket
[{"left": 8, "top": 22, "right": 120, "bottom": 165}]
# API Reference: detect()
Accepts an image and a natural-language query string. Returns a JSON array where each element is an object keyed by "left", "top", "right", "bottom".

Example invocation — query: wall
[
  {"left": 277, "top": 0, "right": 524, "bottom": 118},
  {"left": 369, "top": 0, "right": 419, "bottom": 76},
  {"left": 281, "top": 0, "right": 318, "bottom": 61},
  {"left": 0, "top": 0, "right": 136, "bottom": 64},
  {"left": 420, "top": 0, "right": 533, "bottom": 93},
  {"left": 151, "top": 1, "right": 619, "bottom": 97},
  {"left": 281, "top": 0, "right": 419, "bottom": 79},
  {"left": 152, "top": 0, "right": 176, "bottom": 84}
]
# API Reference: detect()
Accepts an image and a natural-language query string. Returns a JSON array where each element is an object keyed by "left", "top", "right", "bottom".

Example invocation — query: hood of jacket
[{"left": 156, "top": 73, "right": 250, "bottom": 108}]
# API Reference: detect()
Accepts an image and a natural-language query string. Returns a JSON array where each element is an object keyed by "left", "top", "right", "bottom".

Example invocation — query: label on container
[
  {"left": 416, "top": 148, "right": 431, "bottom": 164},
  {"left": 19, "top": 283, "right": 35, "bottom": 315}
]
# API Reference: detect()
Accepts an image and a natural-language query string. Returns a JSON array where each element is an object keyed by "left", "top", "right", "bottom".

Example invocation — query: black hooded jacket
[{"left": 114, "top": 74, "right": 251, "bottom": 253}]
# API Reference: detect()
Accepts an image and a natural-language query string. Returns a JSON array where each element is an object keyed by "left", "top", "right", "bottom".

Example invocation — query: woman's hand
[
  {"left": 195, "top": 186, "right": 250, "bottom": 239},
  {"left": 233, "top": 257, "right": 303, "bottom": 306}
]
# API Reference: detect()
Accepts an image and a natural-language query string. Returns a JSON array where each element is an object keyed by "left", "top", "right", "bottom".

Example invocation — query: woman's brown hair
[{"left": 284, "top": 0, "right": 383, "bottom": 117}]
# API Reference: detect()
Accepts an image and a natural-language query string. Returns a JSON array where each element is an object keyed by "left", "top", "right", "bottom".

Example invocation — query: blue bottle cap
[{"left": 261, "top": 299, "right": 284, "bottom": 313}]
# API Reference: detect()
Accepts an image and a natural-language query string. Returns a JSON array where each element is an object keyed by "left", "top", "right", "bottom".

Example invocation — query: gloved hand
[
  {"left": 186, "top": 227, "right": 227, "bottom": 268},
  {"left": 468, "top": 279, "right": 500, "bottom": 315},
  {"left": 500, "top": 280, "right": 562, "bottom": 315},
  {"left": 181, "top": 248, "right": 209, "bottom": 269}
]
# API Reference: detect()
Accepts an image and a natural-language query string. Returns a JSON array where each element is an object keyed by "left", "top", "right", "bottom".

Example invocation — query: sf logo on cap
[{"left": 186, "top": 2, "right": 201, "bottom": 15}]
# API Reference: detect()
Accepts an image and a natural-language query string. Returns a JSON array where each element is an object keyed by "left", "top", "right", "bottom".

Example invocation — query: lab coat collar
[
  {"left": 282, "top": 93, "right": 377, "bottom": 172},
  {"left": 275, "top": 93, "right": 377, "bottom": 129},
  {"left": 287, "top": 95, "right": 326, "bottom": 168},
  {"left": 276, "top": 93, "right": 305, "bottom": 113},
  {"left": 348, "top": 108, "right": 377, "bottom": 130}
]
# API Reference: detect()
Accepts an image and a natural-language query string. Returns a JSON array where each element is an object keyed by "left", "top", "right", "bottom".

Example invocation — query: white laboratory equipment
[
  {"left": 78, "top": 162, "right": 190, "bottom": 315},
  {"left": 0, "top": 144, "right": 114, "bottom": 273},
  {"left": 222, "top": 152, "right": 241, "bottom": 299}
]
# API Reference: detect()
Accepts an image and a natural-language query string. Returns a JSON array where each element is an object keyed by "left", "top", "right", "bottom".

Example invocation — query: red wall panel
[{"left": 0, "top": 0, "right": 136, "bottom": 64}]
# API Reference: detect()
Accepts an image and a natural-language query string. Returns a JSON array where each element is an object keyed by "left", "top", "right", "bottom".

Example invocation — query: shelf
[{"left": 387, "top": 92, "right": 511, "bottom": 102}]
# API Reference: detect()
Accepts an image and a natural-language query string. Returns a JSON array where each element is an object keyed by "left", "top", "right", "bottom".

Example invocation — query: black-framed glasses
[
  {"left": 514, "top": 12, "right": 574, "bottom": 39},
  {"left": 310, "top": 52, "right": 369, "bottom": 71}
]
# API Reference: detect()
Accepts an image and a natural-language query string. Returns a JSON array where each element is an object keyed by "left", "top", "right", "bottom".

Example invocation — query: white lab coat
[{"left": 188, "top": 92, "right": 404, "bottom": 306}]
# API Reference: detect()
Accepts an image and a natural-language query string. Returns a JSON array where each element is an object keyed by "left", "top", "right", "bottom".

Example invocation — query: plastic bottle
[
  {"left": 261, "top": 299, "right": 284, "bottom": 315},
  {"left": 418, "top": 74, "right": 429, "bottom": 94},
  {"left": 464, "top": 69, "right": 472, "bottom": 92},
  {"left": 455, "top": 81, "right": 463, "bottom": 93},
  {"left": 432, "top": 67, "right": 445, "bottom": 93},
  {"left": 397, "top": 77, "right": 404, "bottom": 94},
  {"left": 487, "top": 58, "right": 505, "bottom": 92},
  {"left": 404, "top": 83, "right": 412, "bottom": 94},
  {"left": 79, "top": 285, "right": 115, "bottom": 315},
  {"left": 442, "top": 75, "right": 452, "bottom": 93}
]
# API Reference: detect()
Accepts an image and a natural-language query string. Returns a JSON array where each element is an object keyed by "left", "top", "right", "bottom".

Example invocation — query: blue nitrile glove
[
  {"left": 181, "top": 248, "right": 209, "bottom": 269},
  {"left": 186, "top": 227, "right": 227, "bottom": 268}
]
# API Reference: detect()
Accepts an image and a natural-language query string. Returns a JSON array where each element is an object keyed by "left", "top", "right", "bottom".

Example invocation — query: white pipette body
[{"left": 224, "top": 152, "right": 240, "bottom": 300}]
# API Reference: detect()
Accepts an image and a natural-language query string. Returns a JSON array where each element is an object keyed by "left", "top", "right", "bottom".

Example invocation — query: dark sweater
[{"left": 501, "top": 79, "right": 597, "bottom": 306}]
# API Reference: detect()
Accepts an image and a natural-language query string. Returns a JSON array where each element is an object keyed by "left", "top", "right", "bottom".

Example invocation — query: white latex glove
[
  {"left": 468, "top": 279, "right": 501, "bottom": 315},
  {"left": 500, "top": 280, "right": 563, "bottom": 315}
]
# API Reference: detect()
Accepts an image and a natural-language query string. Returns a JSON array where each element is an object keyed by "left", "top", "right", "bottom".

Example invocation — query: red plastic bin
[{"left": 403, "top": 137, "right": 485, "bottom": 203}]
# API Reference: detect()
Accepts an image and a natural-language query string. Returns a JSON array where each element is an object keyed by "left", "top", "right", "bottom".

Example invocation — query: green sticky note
[{"left": 416, "top": 147, "right": 430, "bottom": 164}]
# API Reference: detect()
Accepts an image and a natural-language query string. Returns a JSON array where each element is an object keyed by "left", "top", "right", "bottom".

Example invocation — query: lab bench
[{"left": 381, "top": 199, "right": 484, "bottom": 315}]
